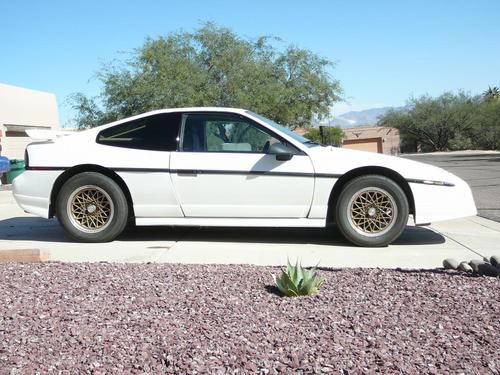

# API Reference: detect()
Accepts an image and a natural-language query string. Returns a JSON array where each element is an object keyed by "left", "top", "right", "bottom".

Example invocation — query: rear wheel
[
  {"left": 335, "top": 175, "right": 409, "bottom": 247},
  {"left": 56, "top": 172, "right": 128, "bottom": 242}
]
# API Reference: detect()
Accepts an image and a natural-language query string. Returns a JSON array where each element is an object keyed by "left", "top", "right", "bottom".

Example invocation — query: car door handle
[{"left": 176, "top": 169, "right": 198, "bottom": 176}]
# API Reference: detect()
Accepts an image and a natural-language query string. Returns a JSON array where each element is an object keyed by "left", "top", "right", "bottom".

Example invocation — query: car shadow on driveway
[
  {"left": 121, "top": 224, "right": 445, "bottom": 247},
  {"left": 0, "top": 217, "right": 445, "bottom": 247},
  {"left": 0, "top": 217, "right": 73, "bottom": 243}
]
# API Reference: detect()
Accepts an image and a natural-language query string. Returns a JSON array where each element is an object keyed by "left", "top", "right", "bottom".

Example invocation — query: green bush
[
  {"left": 378, "top": 91, "right": 500, "bottom": 152},
  {"left": 272, "top": 260, "right": 325, "bottom": 297},
  {"left": 305, "top": 127, "right": 344, "bottom": 146}
]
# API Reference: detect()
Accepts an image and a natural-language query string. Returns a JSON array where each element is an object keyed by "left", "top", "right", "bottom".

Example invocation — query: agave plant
[{"left": 272, "top": 260, "right": 325, "bottom": 297}]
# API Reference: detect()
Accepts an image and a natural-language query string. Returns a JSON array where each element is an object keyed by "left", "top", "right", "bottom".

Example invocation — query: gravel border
[{"left": 1, "top": 263, "right": 499, "bottom": 373}]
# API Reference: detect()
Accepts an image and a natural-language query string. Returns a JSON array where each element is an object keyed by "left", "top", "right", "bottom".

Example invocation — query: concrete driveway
[{"left": 1, "top": 190, "right": 499, "bottom": 268}]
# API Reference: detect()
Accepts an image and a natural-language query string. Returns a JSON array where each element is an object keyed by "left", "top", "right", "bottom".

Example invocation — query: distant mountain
[{"left": 322, "top": 107, "right": 398, "bottom": 128}]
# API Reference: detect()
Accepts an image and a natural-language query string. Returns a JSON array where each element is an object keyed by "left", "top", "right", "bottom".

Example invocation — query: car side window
[
  {"left": 182, "top": 113, "right": 282, "bottom": 153},
  {"left": 97, "top": 113, "right": 181, "bottom": 151}
]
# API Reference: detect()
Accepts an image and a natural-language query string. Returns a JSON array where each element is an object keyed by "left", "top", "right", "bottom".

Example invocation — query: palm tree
[{"left": 483, "top": 86, "right": 500, "bottom": 101}]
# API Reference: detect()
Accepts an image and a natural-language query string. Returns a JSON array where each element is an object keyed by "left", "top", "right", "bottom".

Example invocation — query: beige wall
[
  {"left": 1, "top": 134, "right": 32, "bottom": 159},
  {"left": 342, "top": 126, "right": 400, "bottom": 155},
  {"left": 0, "top": 83, "right": 60, "bottom": 159},
  {"left": 343, "top": 138, "right": 381, "bottom": 153},
  {"left": 0, "top": 83, "right": 59, "bottom": 129}
]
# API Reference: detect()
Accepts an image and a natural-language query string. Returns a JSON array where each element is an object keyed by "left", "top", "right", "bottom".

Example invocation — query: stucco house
[
  {"left": 0, "top": 83, "right": 60, "bottom": 159},
  {"left": 342, "top": 126, "right": 400, "bottom": 155},
  {"left": 294, "top": 125, "right": 400, "bottom": 155}
]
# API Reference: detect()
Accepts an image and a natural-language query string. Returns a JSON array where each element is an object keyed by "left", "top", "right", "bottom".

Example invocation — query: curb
[{"left": 0, "top": 249, "right": 50, "bottom": 263}]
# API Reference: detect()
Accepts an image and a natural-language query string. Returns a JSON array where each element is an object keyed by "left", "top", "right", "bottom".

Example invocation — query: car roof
[
  {"left": 56, "top": 107, "right": 311, "bottom": 154},
  {"left": 92, "top": 107, "right": 247, "bottom": 131}
]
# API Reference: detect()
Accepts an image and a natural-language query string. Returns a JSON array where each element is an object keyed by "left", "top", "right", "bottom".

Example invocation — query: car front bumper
[{"left": 410, "top": 173, "right": 477, "bottom": 225}]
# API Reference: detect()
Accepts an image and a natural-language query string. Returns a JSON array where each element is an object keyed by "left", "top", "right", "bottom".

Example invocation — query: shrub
[{"left": 305, "top": 127, "right": 343, "bottom": 146}]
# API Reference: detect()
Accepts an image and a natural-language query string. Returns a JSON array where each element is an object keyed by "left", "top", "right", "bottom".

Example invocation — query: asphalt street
[{"left": 403, "top": 151, "right": 500, "bottom": 222}]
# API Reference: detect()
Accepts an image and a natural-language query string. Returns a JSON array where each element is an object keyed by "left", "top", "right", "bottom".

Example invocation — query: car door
[
  {"left": 95, "top": 112, "right": 184, "bottom": 218},
  {"left": 170, "top": 112, "right": 315, "bottom": 218}
]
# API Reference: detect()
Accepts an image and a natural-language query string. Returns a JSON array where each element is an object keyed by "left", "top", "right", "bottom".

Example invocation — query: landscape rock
[
  {"left": 443, "top": 258, "right": 459, "bottom": 270},
  {"left": 458, "top": 261, "right": 473, "bottom": 273},
  {"left": 469, "top": 259, "right": 486, "bottom": 273},
  {"left": 490, "top": 255, "right": 500, "bottom": 268},
  {"left": 477, "top": 263, "right": 500, "bottom": 277},
  {"left": 0, "top": 263, "right": 498, "bottom": 373}
]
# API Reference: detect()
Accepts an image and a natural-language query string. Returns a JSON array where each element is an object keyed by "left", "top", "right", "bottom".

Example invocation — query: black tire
[
  {"left": 56, "top": 172, "right": 128, "bottom": 242},
  {"left": 335, "top": 175, "right": 409, "bottom": 247}
]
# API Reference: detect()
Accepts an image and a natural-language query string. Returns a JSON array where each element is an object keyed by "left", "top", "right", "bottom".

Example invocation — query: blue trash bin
[{"left": 0, "top": 156, "right": 10, "bottom": 185}]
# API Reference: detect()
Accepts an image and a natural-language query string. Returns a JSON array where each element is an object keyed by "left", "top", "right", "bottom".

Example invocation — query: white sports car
[{"left": 13, "top": 108, "right": 476, "bottom": 247}]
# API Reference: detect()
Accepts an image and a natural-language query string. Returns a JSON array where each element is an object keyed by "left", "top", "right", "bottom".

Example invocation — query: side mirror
[{"left": 268, "top": 143, "right": 294, "bottom": 161}]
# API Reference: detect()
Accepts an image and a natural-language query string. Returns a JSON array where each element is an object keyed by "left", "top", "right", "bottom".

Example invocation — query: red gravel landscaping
[{"left": 0, "top": 263, "right": 499, "bottom": 374}]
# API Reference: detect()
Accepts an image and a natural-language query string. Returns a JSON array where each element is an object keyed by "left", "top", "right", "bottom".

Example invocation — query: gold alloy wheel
[
  {"left": 67, "top": 185, "right": 114, "bottom": 233},
  {"left": 347, "top": 187, "right": 397, "bottom": 237}
]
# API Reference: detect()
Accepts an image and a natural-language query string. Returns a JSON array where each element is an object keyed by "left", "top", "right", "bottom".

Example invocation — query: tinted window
[
  {"left": 182, "top": 113, "right": 283, "bottom": 153},
  {"left": 97, "top": 113, "right": 181, "bottom": 151}
]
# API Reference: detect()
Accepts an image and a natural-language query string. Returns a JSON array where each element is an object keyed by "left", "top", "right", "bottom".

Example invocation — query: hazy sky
[{"left": 1, "top": 0, "right": 499, "bottom": 126}]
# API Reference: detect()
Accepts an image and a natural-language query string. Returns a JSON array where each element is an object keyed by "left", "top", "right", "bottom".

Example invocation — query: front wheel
[
  {"left": 56, "top": 172, "right": 128, "bottom": 242},
  {"left": 335, "top": 175, "right": 409, "bottom": 247}
]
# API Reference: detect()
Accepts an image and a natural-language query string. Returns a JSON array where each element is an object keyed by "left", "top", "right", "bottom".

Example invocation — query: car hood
[{"left": 307, "top": 146, "right": 458, "bottom": 184}]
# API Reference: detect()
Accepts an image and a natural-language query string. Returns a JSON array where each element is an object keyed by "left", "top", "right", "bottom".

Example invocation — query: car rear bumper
[{"left": 12, "top": 170, "right": 63, "bottom": 218}]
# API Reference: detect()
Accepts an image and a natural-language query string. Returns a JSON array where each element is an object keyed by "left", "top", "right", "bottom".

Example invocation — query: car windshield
[{"left": 246, "top": 111, "right": 319, "bottom": 148}]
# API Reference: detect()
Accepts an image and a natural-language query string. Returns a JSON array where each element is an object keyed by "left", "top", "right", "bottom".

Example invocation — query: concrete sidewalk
[{"left": 1, "top": 190, "right": 499, "bottom": 268}]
